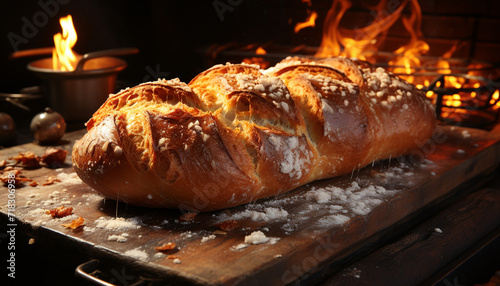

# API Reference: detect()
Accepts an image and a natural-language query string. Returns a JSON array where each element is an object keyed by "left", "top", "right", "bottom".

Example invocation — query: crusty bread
[{"left": 72, "top": 57, "right": 436, "bottom": 211}]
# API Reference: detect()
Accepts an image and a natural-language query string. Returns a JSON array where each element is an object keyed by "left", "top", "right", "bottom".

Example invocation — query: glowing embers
[{"left": 426, "top": 73, "right": 500, "bottom": 126}]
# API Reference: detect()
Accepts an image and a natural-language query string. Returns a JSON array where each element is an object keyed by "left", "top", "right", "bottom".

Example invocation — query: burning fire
[
  {"left": 388, "top": 0, "right": 429, "bottom": 82},
  {"left": 255, "top": 47, "right": 267, "bottom": 55},
  {"left": 52, "top": 15, "right": 81, "bottom": 71},
  {"left": 294, "top": 11, "right": 318, "bottom": 33},
  {"left": 213, "top": 0, "right": 499, "bottom": 119},
  {"left": 491, "top": 91, "right": 500, "bottom": 110},
  {"left": 315, "top": 0, "right": 407, "bottom": 60},
  {"left": 243, "top": 46, "right": 270, "bottom": 69},
  {"left": 311, "top": 0, "right": 500, "bottom": 118}
]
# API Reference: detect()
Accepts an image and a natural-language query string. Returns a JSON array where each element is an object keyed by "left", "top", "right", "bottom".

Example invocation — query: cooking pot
[{"left": 27, "top": 48, "right": 138, "bottom": 123}]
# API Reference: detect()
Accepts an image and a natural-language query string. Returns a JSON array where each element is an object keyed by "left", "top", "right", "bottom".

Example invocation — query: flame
[
  {"left": 294, "top": 11, "right": 318, "bottom": 33},
  {"left": 432, "top": 43, "right": 466, "bottom": 89},
  {"left": 445, "top": 94, "right": 462, "bottom": 108},
  {"left": 388, "top": 0, "right": 429, "bottom": 81},
  {"left": 52, "top": 15, "right": 81, "bottom": 71},
  {"left": 309, "top": 0, "right": 499, "bottom": 118},
  {"left": 314, "top": 0, "right": 350, "bottom": 58},
  {"left": 315, "top": 0, "right": 407, "bottom": 60},
  {"left": 256, "top": 47, "right": 267, "bottom": 55},
  {"left": 242, "top": 46, "right": 269, "bottom": 69},
  {"left": 491, "top": 90, "right": 500, "bottom": 110}
]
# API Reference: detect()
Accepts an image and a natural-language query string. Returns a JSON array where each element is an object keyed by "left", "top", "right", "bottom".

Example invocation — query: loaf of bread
[{"left": 72, "top": 57, "right": 436, "bottom": 211}]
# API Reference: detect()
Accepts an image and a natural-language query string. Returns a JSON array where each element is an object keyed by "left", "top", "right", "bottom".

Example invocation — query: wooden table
[{"left": 1, "top": 125, "right": 500, "bottom": 285}]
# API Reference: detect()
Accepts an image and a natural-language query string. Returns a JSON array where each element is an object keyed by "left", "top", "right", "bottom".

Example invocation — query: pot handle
[
  {"left": 74, "top": 47, "right": 139, "bottom": 74},
  {"left": 75, "top": 259, "right": 148, "bottom": 286}
]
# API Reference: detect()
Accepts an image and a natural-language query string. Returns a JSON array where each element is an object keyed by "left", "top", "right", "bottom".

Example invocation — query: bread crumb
[
  {"left": 233, "top": 243, "right": 248, "bottom": 250},
  {"left": 124, "top": 248, "right": 148, "bottom": 261},
  {"left": 201, "top": 235, "right": 216, "bottom": 243},
  {"left": 154, "top": 252, "right": 165, "bottom": 259},
  {"left": 244, "top": 231, "right": 269, "bottom": 245},
  {"left": 461, "top": 130, "right": 471, "bottom": 138},
  {"left": 108, "top": 233, "right": 129, "bottom": 242},
  {"left": 217, "top": 207, "right": 288, "bottom": 223},
  {"left": 94, "top": 217, "right": 141, "bottom": 231},
  {"left": 56, "top": 172, "right": 82, "bottom": 185}
]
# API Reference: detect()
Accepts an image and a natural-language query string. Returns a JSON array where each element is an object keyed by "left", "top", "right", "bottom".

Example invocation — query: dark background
[
  {"left": 2, "top": 0, "right": 500, "bottom": 91},
  {"left": 0, "top": 0, "right": 301, "bottom": 92}
]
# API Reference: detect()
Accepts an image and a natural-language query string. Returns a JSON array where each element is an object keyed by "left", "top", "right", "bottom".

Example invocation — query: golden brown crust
[{"left": 72, "top": 58, "right": 436, "bottom": 211}]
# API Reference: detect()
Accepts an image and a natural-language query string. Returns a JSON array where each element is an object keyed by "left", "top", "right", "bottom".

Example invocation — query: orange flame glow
[
  {"left": 52, "top": 15, "right": 81, "bottom": 71},
  {"left": 315, "top": 0, "right": 407, "bottom": 60},
  {"left": 256, "top": 47, "right": 267, "bottom": 55},
  {"left": 314, "top": 0, "right": 350, "bottom": 58},
  {"left": 388, "top": 0, "right": 429, "bottom": 82},
  {"left": 491, "top": 90, "right": 500, "bottom": 110},
  {"left": 294, "top": 11, "right": 318, "bottom": 33},
  {"left": 308, "top": 0, "right": 500, "bottom": 116},
  {"left": 242, "top": 46, "right": 269, "bottom": 69}
]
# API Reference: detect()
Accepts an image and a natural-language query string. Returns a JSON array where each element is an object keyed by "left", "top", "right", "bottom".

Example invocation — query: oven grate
[
  {"left": 426, "top": 74, "right": 500, "bottom": 119},
  {"left": 388, "top": 68, "right": 500, "bottom": 128}
]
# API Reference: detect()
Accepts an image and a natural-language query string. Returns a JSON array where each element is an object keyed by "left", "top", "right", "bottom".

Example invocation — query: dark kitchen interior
[{"left": 1, "top": 0, "right": 500, "bottom": 285}]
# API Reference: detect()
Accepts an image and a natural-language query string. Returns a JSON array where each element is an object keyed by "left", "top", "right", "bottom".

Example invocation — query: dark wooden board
[
  {"left": 324, "top": 184, "right": 500, "bottom": 285},
  {"left": 1, "top": 125, "right": 500, "bottom": 285}
]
